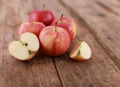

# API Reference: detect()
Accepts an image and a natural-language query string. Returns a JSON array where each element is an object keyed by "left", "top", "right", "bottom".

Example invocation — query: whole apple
[
  {"left": 29, "top": 10, "right": 55, "bottom": 26},
  {"left": 18, "top": 22, "right": 45, "bottom": 37},
  {"left": 52, "top": 16, "right": 77, "bottom": 41},
  {"left": 39, "top": 26, "right": 71, "bottom": 56}
]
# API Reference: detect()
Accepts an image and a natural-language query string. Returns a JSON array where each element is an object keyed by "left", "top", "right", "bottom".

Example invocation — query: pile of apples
[{"left": 8, "top": 9, "right": 91, "bottom": 61}]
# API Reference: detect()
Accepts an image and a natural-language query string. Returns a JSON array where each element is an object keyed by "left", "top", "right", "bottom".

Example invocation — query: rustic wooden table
[{"left": 1, "top": 0, "right": 120, "bottom": 87}]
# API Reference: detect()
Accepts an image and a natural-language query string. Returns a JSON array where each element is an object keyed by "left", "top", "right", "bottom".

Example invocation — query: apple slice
[
  {"left": 8, "top": 32, "right": 40, "bottom": 61},
  {"left": 70, "top": 41, "right": 91, "bottom": 61}
]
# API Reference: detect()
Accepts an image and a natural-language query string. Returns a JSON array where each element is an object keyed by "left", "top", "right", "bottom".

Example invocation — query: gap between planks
[
  {"left": 52, "top": 58, "right": 64, "bottom": 87},
  {"left": 25, "top": 0, "right": 64, "bottom": 86},
  {"left": 95, "top": 0, "right": 119, "bottom": 16},
  {"left": 0, "top": 0, "right": 61, "bottom": 87},
  {"left": 58, "top": 0, "right": 120, "bottom": 72}
]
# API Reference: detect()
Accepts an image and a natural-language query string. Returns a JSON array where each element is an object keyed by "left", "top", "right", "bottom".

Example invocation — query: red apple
[
  {"left": 18, "top": 22, "right": 45, "bottom": 37},
  {"left": 39, "top": 26, "right": 71, "bottom": 56},
  {"left": 52, "top": 15, "right": 77, "bottom": 41},
  {"left": 29, "top": 10, "right": 55, "bottom": 26}
]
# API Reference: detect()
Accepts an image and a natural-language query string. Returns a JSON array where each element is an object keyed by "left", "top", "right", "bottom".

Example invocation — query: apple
[
  {"left": 70, "top": 41, "right": 91, "bottom": 61},
  {"left": 52, "top": 15, "right": 77, "bottom": 41},
  {"left": 29, "top": 10, "right": 55, "bottom": 26},
  {"left": 18, "top": 22, "right": 45, "bottom": 37},
  {"left": 39, "top": 26, "right": 71, "bottom": 56},
  {"left": 8, "top": 32, "right": 40, "bottom": 61}
]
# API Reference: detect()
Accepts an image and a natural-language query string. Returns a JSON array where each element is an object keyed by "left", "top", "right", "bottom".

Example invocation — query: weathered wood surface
[
  {"left": 60, "top": 0, "right": 120, "bottom": 69},
  {"left": 0, "top": 0, "right": 120, "bottom": 87}
]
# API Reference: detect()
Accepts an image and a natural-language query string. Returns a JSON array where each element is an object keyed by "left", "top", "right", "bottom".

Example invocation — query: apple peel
[{"left": 70, "top": 41, "right": 91, "bottom": 61}]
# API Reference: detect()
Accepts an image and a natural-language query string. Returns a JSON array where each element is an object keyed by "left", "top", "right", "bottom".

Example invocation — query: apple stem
[
  {"left": 43, "top": 4, "right": 45, "bottom": 10},
  {"left": 55, "top": 22, "right": 58, "bottom": 32},
  {"left": 61, "top": 14, "right": 63, "bottom": 19},
  {"left": 55, "top": 28, "right": 57, "bottom": 32},
  {"left": 61, "top": 14, "right": 64, "bottom": 23}
]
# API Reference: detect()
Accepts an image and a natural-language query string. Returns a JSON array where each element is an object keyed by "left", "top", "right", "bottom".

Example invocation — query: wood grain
[
  {"left": 34, "top": 0, "right": 120, "bottom": 87},
  {"left": 1, "top": 0, "right": 120, "bottom": 87},
  {"left": 59, "top": 0, "right": 120, "bottom": 69},
  {"left": 96, "top": 0, "right": 120, "bottom": 15},
  {"left": 0, "top": 0, "right": 61, "bottom": 87}
]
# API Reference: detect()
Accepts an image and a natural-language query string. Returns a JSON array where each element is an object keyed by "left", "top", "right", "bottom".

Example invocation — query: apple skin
[
  {"left": 29, "top": 10, "right": 55, "bottom": 26},
  {"left": 39, "top": 26, "right": 71, "bottom": 56},
  {"left": 18, "top": 22, "right": 45, "bottom": 37},
  {"left": 70, "top": 41, "right": 91, "bottom": 61},
  {"left": 73, "top": 56, "right": 88, "bottom": 61},
  {"left": 52, "top": 17, "right": 76, "bottom": 41}
]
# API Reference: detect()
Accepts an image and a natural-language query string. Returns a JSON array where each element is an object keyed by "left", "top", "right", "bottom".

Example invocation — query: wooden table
[{"left": 1, "top": 0, "right": 120, "bottom": 87}]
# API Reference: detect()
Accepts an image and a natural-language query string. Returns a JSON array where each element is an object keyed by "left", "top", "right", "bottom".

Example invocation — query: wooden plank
[
  {"left": 0, "top": 0, "right": 34, "bottom": 26},
  {"left": 95, "top": 0, "right": 120, "bottom": 15},
  {"left": 34, "top": 0, "right": 120, "bottom": 87},
  {"left": 59, "top": 0, "right": 120, "bottom": 69},
  {"left": 0, "top": 0, "right": 62, "bottom": 87},
  {"left": 0, "top": 0, "right": 6, "bottom": 25}
]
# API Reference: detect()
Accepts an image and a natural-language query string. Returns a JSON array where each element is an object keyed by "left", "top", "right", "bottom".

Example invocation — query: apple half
[
  {"left": 8, "top": 32, "right": 40, "bottom": 61},
  {"left": 70, "top": 41, "right": 91, "bottom": 61}
]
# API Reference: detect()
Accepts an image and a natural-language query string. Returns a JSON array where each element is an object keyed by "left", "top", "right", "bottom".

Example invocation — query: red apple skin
[
  {"left": 18, "top": 22, "right": 45, "bottom": 37},
  {"left": 39, "top": 26, "right": 71, "bottom": 56},
  {"left": 29, "top": 10, "right": 55, "bottom": 26},
  {"left": 52, "top": 17, "right": 77, "bottom": 41}
]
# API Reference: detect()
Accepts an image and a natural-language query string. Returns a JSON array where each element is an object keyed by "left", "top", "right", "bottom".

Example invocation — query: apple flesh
[
  {"left": 29, "top": 10, "right": 55, "bottom": 26},
  {"left": 18, "top": 22, "right": 45, "bottom": 37},
  {"left": 52, "top": 17, "right": 76, "bottom": 41},
  {"left": 39, "top": 26, "right": 71, "bottom": 56},
  {"left": 8, "top": 32, "right": 40, "bottom": 61},
  {"left": 70, "top": 41, "right": 91, "bottom": 61}
]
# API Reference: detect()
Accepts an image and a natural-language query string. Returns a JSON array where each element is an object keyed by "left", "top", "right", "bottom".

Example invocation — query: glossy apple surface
[
  {"left": 52, "top": 17, "right": 76, "bottom": 41},
  {"left": 29, "top": 10, "right": 55, "bottom": 26},
  {"left": 39, "top": 26, "right": 71, "bottom": 56},
  {"left": 18, "top": 22, "right": 45, "bottom": 37}
]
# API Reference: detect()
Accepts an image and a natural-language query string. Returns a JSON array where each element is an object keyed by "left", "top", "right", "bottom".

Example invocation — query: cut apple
[
  {"left": 70, "top": 41, "right": 91, "bottom": 61},
  {"left": 8, "top": 32, "right": 40, "bottom": 61}
]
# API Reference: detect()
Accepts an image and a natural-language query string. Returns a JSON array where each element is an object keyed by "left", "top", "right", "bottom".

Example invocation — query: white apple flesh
[
  {"left": 70, "top": 41, "right": 91, "bottom": 61},
  {"left": 8, "top": 32, "right": 40, "bottom": 61}
]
